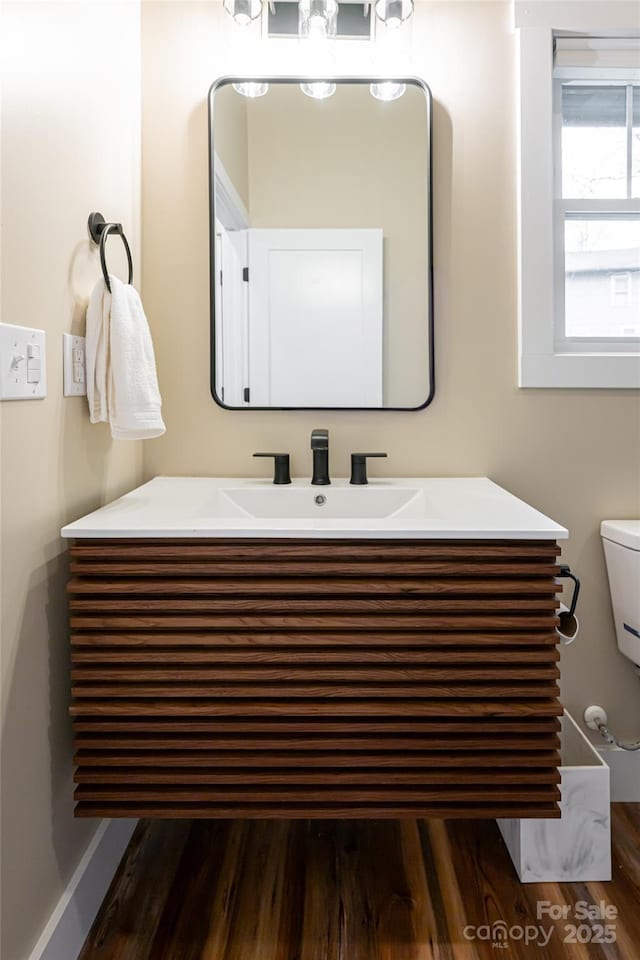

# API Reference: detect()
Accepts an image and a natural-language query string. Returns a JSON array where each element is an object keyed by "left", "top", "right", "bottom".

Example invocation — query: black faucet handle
[
  {"left": 350, "top": 453, "right": 387, "bottom": 485},
  {"left": 253, "top": 453, "right": 291, "bottom": 485}
]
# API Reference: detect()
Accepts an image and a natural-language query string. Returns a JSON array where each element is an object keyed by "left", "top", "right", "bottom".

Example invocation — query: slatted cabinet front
[{"left": 68, "top": 538, "right": 562, "bottom": 819}]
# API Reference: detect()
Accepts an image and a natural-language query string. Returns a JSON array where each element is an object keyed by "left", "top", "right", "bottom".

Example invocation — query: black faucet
[
  {"left": 253, "top": 452, "right": 291, "bottom": 484},
  {"left": 311, "top": 428, "right": 330, "bottom": 485},
  {"left": 350, "top": 452, "right": 387, "bottom": 485}
]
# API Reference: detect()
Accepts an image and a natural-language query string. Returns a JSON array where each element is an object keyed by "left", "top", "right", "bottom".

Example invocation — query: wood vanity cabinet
[{"left": 68, "top": 538, "right": 562, "bottom": 819}]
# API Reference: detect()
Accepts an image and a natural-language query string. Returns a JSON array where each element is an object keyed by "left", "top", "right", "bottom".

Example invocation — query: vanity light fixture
[
  {"left": 232, "top": 81, "right": 270, "bottom": 97},
  {"left": 374, "top": 0, "right": 414, "bottom": 29},
  {"left": 370, "top": 80, "right": 406, "bottom": 101},
  {"left": 300, "top": 80, "right": 337, "bottom": 99},
  {"left": 223, "top": 0, "right": 263, "bottom": 25},
  {"left": 226, "top": 0, "right": 415, "bottom": 42}
]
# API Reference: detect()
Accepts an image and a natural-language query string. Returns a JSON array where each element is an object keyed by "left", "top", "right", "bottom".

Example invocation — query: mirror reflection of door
[
  {"left": 215, "top": 221, "right": 248, "bottom": 406},
  {"left": 249, "top": 228, "right": 382, "bottom": 407},
  {"left": 216, "top": 226, "right": 382, "bottom": 407}
]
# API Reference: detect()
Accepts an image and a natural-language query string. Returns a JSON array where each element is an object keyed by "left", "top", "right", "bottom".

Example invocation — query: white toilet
[{"left": 601, "top": 520, "right": 640, "bottom": 666}]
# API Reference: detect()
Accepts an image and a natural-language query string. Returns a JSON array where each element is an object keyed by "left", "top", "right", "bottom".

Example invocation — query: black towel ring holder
[{"left": 87, "top": 212, "right": 133, "bottom": 294}]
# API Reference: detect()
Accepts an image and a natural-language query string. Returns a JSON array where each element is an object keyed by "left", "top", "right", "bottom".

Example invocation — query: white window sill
[{"left": 520, "top": 352, "right": 640, "bottom": 388}]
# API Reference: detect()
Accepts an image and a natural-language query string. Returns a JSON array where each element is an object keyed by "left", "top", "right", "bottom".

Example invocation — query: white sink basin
[
  {"left": 61, "top": 477, "right": 569, "bottom": 540},
  {"left": 215, "top": 485, "right": 422, "bottom": 519}
]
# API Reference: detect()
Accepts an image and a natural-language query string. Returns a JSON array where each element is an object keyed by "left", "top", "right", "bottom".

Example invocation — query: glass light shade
[
  {"left": 374, "top": 0, "right": 414, "bottom": 28},
  {"left": 370, "top": 81, "right": 406, "bottom": 102},
  {"left": 298, "top": 0, "right": 338, "bottom": 40},
  {"left": 300, "top": 81, "right": 337, "bottom": 100},
  {"left": 232, "top": 81, "right": 269, "bottom": 98},
  {"left": 223, "top": 0, "right": 263, "bottom": 26}
]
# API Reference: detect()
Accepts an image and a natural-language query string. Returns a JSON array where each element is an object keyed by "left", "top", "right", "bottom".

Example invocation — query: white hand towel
[
  {"left": 85, "top": 276, "right": 165, "bottom": 440},
  {"left": 85, "top": 278, "right": 111, "bottom": 425}
]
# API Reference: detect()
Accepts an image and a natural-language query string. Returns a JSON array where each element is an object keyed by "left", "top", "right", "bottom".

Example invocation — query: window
[
  {"left": 555, "top": 55, "right": 640, "bottom": 348},
  {"left": 516, "top": 3, "right": 640, "bottom": 388}
]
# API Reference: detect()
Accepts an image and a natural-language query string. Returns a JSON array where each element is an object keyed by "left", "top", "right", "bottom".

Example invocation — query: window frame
[
  {"left": 554, "top": 78, "right": 640, "bottom": 352},
  {"left": 515, "top": 0, "right": 640, "bottom": 388}
]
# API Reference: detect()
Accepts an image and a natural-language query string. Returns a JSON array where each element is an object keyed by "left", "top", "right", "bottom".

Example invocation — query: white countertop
[{"left": 61, "top": 476, "right": 568, "bottom": 540}]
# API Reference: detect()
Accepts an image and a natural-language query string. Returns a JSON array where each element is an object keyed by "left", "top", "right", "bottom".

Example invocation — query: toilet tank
[{"left": 601, "top": 520, "right": 640, "bottom": 666}]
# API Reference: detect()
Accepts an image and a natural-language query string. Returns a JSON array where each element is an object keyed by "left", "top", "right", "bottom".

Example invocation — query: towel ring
[{"left": 87, "top": 212, "right": 133, "bottom": 294}]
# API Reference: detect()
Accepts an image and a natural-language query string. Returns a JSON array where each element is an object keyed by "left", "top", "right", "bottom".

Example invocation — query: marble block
[{"left": 497, "top": 710, "right": 611, "bottom": 882}]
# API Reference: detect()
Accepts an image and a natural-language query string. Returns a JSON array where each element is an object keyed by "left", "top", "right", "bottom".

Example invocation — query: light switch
[
  {"left": 27, "top": 359, "right": 42, "bottom": 383},
  {"left": 0, "top": 324, "right": 47, "bottom": 400},
  {"left": 63, "top": 333, "right": 87, "bottom": 397}
]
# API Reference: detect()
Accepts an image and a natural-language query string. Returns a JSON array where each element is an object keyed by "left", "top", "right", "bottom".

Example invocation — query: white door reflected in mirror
[{"left": 218, "top": 227, "right": 383, "bottom": 407}]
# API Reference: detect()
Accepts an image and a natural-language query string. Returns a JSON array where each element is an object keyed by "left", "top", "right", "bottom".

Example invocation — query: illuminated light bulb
[
  {"left": 300, "top": 81, "right": 336, "bottom": 100},
  {"left": 370, "top": 81, "right": 406, "bottom": 102},
  {"left": 232, "top": 81, "right": 269, "bottom": 98},
  {"left": 374, "top": 0, "right": 414, "bottom": 29},
  {"left": 223, "top": 0, "right": 263, "bottom": 26},
  {"left": 298, "top": 0, "right": 338, "bottom": 39},
  {"left": 298, "top": 0, "right": 336, "bottom": 101}
]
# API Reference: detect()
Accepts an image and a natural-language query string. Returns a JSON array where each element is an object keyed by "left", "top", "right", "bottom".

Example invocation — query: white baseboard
[
  {"left": 27, "top": 818, "right": 138, "bottom": 960},
  {"left": 597, "top": 746, "right": 640, "bottom": 802}
]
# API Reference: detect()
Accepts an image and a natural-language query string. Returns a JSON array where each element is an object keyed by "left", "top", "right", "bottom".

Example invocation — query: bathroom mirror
[{"left": 208, "top": 77, "right": 433, "bottom": 410}]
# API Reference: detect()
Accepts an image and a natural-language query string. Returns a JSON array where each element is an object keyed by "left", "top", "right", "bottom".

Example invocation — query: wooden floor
[{"left": 80, "top": 805, "right": 639, "bottom": 960}]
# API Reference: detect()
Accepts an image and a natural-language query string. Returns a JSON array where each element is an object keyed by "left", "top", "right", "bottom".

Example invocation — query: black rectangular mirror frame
[{"left": 208, "top": 76, "right": 435, "bottom": 411}]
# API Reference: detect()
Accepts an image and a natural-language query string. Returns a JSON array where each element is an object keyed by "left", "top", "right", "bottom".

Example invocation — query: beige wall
[
  {"left": 0, "top": 3, "right": 142, "bottom": 957},
  {"left": 213, "top": 84, "right": 249, "bottom": 209},
  {"left": 244, "top": 83, "right": 429, "bottom": 405},
  {"left": 142, "top": 0, "right": 640, "bottom": 744}
]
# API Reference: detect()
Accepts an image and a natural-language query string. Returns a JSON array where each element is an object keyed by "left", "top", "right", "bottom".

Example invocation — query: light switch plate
[
  {"left": 63, "top": 333, "right": 87, "bottom": 397},
  {"left": 0, "top": 323, "right": 47, "bottom": 400}
]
